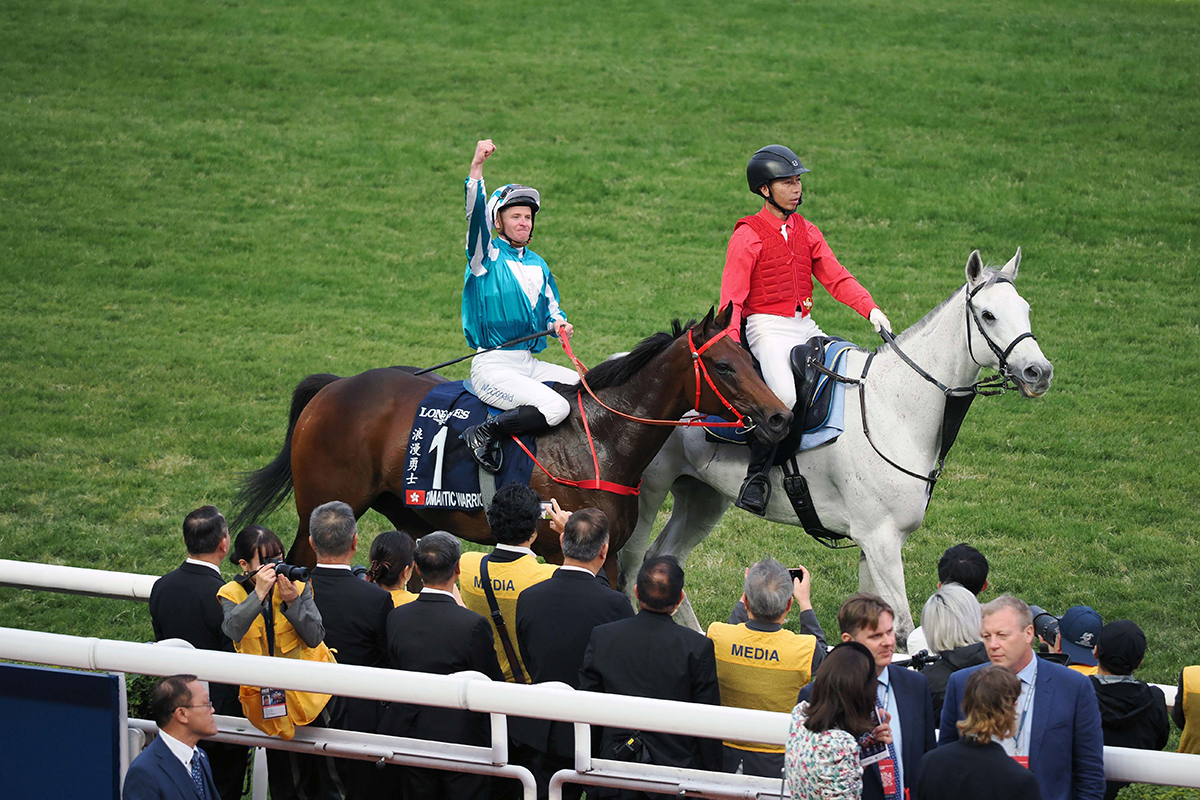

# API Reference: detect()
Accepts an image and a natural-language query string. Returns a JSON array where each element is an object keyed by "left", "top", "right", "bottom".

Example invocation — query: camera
[
  {"left": 788, "top": 568, "right": 805, "bottom": 585},
  {"left": 266, "top": 559, "right": 310, "bottom": 582},
  {"left": 900, "top": 649, "right": 941, "bottom": 671},
  {"left": 1029, "top": 605, "right": 1060, "bottom": 647}
]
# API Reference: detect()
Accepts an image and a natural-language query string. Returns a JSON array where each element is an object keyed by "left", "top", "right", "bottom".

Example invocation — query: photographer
[
  {"left": 707, "top": 559, "right": 826, "bottom": 777},
  {"left": 217, "top": 525, "right": 339, "bottom": 800}
]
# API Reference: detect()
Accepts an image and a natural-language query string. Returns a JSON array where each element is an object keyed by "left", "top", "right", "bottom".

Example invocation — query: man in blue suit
[
  {"left": 939, "top": 595, "right": 1105, "bottom": 800},
  {"left": 124, "top": 674, "right": 223, "bottom": 800},
  {"left": 798, "top": 593, "right": 936, "bottom": 800}
]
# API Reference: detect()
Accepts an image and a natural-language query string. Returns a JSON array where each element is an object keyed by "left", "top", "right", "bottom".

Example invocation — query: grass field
[{"left": 2, "top": 0, "right": 1198, "bottom": 794}]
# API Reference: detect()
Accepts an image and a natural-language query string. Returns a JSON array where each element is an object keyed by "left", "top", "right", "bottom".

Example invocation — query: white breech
[
  {"left": 745, "top": 311, "right": 825, "bottom": 410},
  {"left": 470, "top": 348, "right": 579, "bottom": 425}
]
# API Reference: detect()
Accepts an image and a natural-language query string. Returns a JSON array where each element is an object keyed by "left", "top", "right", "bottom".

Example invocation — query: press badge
[
  {"left": 878, "top": 759, "right": 897, "bottom": 795},
  {"left": 261, "top": 687, "right": 287, "bottom": 719}
]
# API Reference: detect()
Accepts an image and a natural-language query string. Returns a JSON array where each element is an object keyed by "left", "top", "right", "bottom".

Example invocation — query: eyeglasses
[{"left": 178, "top": 701, "right": 214, "bottom": 710}]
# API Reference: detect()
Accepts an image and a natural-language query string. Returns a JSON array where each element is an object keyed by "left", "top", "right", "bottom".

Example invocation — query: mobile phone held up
[
  {"left": 540, "top": 501, "right": 554, "bottom": 520},
  {"left": 788, "top": 568, "right": 804, "bottom": 584}
]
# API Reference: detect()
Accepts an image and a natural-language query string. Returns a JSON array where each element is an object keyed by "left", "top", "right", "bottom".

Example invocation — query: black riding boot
[
  {"left": 462, "top": 406, "right": 548, "bottom": 474},
  {"left": 735, "top": 439, "right": 778, "bottom": 516}
]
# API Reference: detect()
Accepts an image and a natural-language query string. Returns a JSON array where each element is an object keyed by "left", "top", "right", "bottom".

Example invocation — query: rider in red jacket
[{"left": 722, "top": 145, "right": 892, "bottom": 516}]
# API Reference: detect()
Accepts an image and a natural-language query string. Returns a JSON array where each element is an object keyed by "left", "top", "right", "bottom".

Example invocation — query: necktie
[
  {"left": 876, "top": 694, "right": 902, "bottom": 800},
  {"left": 190, "top": 751, "right": 207, "bottom": 799}
]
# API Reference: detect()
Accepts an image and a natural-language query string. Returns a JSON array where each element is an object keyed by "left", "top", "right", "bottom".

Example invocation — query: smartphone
[
  {"left": 788, "top": 568, "right": 805, "bottom": 584},
  {"left": 540, "top": 501, "right": 554, "bottom": 520}
]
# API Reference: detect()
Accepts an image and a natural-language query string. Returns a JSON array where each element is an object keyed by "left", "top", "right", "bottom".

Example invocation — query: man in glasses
[
  {"left": 459, "top": 138, "right": 580, "bottom": 474},
  {"left": 123, "top": 674, "right": 223, "bottom": 800}
]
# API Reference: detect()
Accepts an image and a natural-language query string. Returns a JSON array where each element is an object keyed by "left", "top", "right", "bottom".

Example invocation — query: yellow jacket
[
  {"left": 217, "top": 579, "right": 335, "bottom": 739},
  {"left": 459, "top": 549, "right": 556, "bottom": 681}
]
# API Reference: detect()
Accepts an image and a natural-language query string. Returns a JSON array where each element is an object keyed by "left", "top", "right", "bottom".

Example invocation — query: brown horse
[{"left": 231, "top": 305, "right": 791, "bottom": 582}]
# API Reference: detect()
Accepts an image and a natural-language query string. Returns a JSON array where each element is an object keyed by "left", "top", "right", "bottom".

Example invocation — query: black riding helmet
[{"left": 747, "top": 145, "right": 810, "bottom": 217}]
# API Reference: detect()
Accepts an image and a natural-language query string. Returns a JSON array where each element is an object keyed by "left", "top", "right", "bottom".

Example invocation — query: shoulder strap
[{"left": 480, "top": 555, "right": 527, "bottom": 684}]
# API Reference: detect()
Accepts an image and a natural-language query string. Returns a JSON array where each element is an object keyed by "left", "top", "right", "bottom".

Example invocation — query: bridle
[
  {"left": 813, "top": 277, "right": 1038, "bottom": 491},
  {"left": 561, "top": 326, "right": 755, "bottom": 433},
  {"left": 964, "top": 276, "right": 1037, "bottom": 381},
  {"left": 873, "top": 276, "right": 1037, "bottom": 399},
  {"left": 516, "top": 325, "right": 759, "bottom": 497}
]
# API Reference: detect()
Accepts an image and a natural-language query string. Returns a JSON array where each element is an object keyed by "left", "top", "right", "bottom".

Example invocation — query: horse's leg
[
  {"left": 618, "top": 474, "right": 674, "bottom": 597},
  {"left": 644, "top": 476, "right": 732, "bottom": 632},
  {"left": 856, "top": 525, "right": 915, "bottom": 651}
]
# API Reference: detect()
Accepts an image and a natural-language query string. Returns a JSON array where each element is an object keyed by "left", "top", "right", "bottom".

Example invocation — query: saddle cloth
[
  {"left": 701, "top": 338, "right": 856, "bottom": 458},
  {"left": 402, "top": 381, "right": 536, "bottom": 511}
]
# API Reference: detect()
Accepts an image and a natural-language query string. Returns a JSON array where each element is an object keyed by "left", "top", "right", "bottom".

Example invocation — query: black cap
[
  {"left": 747, "top": 145, "right": 810, "bottom": 194},
  {"left": 1095, "top": 620, "right": 1146, "bottom": 675}
]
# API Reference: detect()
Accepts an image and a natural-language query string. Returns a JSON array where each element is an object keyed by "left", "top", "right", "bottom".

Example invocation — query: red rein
[{"left": 515, "top": 327, "right": 751, "bottom": 496}]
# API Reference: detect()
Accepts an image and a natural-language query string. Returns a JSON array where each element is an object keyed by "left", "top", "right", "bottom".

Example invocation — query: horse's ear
[
  {"left": 1001, "top": 247, "right": 1021, "bottom": 279},
  {"left": 714, "top": 303, "right": 734, "bottom": 330},
  {"left": 965, "top": 250, "right": 985, "bottom": 288},
  {"left": 701, "top": 305, "right": 716, "bottom": 330}
]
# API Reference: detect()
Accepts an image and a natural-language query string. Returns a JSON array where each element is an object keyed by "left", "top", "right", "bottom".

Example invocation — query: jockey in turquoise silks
[{"left": 459, "top": 139, "right": 579, "bottom": 473}]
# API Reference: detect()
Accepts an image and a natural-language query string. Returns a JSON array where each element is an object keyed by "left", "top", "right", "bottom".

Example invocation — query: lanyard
[
  {"left": 1014, "top": 657, "right": 1038, "bottom": 755},
  {"left": 875, "top": 677, "right": 901, "bottom": 800}
]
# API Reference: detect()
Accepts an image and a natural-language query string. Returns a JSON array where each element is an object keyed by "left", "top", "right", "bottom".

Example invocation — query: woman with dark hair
[
  {"left": 218, "top": 526, "right": 338, "bottom": 799},
  {"left": 366, "top": 530, "right": 418, "bottom": 607},
  {"left": 785, "top": 641, "right": 893, "bottom": 799},
  {"left": 915, "top": 666, "right": 1043, "bottom": 800}
]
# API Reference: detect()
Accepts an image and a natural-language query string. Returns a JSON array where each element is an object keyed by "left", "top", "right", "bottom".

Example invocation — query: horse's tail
[{"left": 231, "top": 373, "right": 341, "bottom": 532}]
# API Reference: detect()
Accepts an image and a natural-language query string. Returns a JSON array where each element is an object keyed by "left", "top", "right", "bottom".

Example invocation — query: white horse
[{"left": 620, "top": 249, "right": 1053, "bottom": 646}]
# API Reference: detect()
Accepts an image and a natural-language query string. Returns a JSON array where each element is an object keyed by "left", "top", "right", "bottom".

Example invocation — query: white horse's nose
[{"left": 1022, "top": 360, "right": 1053, "bottom": 394}]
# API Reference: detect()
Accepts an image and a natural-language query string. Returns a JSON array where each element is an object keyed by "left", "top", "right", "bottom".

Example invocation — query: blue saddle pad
[
  {"left": 701, "top": 339, "right": 856, "bottom": 452},
  {"left": 402, "top": 381, "right": 535, "bottom": 511}
]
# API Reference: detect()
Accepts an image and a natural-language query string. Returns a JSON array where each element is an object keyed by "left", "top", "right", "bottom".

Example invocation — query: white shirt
[
  {"left": 877, "top": 667, "right": 903, "bottom": 790},
  {"left": 557, "top": 565, "right": 595, "bottom": 576},
  {"left": 420, "top": 587, "right": 455, "bottom": 599},
  {"left": 494, "top": 544, "right": 536, "bottom": 557},
  {"left": 184, "top": 558, "right": 221, "bottom": 575},
  {"left": 157, "top": 729, "right": 198, "bottom": 772},
  {"left": 315, "top": 563, "right": 352, "bottom": 570},
  {"left": 1002, "top": 653, "right": 1039, "bottom": 756}
]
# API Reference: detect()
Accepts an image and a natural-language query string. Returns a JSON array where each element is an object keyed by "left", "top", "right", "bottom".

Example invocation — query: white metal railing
[{"left": 2, "top": 558, "right": 1198, "bottom": 797}]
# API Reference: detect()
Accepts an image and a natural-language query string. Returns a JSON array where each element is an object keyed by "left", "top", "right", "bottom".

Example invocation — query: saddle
[
  {"left": 402, "top": 381, "right": 537, "bottom": 511},
  {"left": 702, "top": 336, "right": 852, "bottom": 461}
]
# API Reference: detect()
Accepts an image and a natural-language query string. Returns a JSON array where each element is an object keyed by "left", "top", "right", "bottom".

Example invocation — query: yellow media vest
[
  {"left": 216, "top": 579, "right": 335, "bottom": 740},
  {"left": 389, "top": 588, "right": 418, "bottom": 608},
  {"left": 707, "top": 621, "right": 818, "bottom": 753},
  {"left": 1069, "top": 664, "right": 1099, "bottom": 677},
  {"left": 1180, "top": 665, "right": 1200, "bottom": 755},
  {"left": 459, "top": 550, "right": 556, "bottom": 682}
]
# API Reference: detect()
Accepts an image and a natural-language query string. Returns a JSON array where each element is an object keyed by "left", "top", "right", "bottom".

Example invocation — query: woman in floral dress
[{"left": 786, "top": 642, "right": 893, "bottom": 799}]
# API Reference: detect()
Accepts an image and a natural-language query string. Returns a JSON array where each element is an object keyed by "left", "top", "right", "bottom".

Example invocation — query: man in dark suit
[
  {"left": 514, "top": 505, "right": 634, "bottom": 800},
  {"left": 579, "top": 556, "right": 722, "bottom": 799},
  {"left": 124, "top": 675, "right": 223, "bottom": 800},
  {"left": 307, "top": 501, "right": 394, "bottom": 799},
  {"left": 148, "top": 506, "right": 246, "bottom": 800},
  {"left": 380, "top": 531, "right": 505, "bottom": 799},
  {"left": 799, "top": 593, "right": 936, "bottom": 800},
  {"left": 939, "top": 595, "right": 1105, "bottom": 800}
]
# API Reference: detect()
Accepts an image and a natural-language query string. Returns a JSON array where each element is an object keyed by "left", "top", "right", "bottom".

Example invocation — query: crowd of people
[{"left": 128, "top": 497, "right": 1198, "bottom": 800}]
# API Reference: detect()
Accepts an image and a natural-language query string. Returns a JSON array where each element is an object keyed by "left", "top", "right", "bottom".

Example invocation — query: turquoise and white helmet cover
[{"left": 486, "top": 184, "right": 541, "bottom": 231}]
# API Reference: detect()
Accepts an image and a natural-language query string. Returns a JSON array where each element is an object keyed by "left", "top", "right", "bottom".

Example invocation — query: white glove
[{"left": 869, "top": 308, "right": 892, "bottom": 335}]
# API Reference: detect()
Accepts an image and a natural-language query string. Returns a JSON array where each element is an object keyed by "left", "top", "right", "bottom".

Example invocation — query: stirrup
[{"left": 735, "top": 474, "right": 771, "bottom": 516}]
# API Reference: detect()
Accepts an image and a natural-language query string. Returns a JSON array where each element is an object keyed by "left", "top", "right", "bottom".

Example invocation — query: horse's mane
[
  {"left": 564, "top": 319, "right": 696, "bottom": 392},
  {"left": 879, "top": 267, "right": 1008, "bottom": 353}
]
